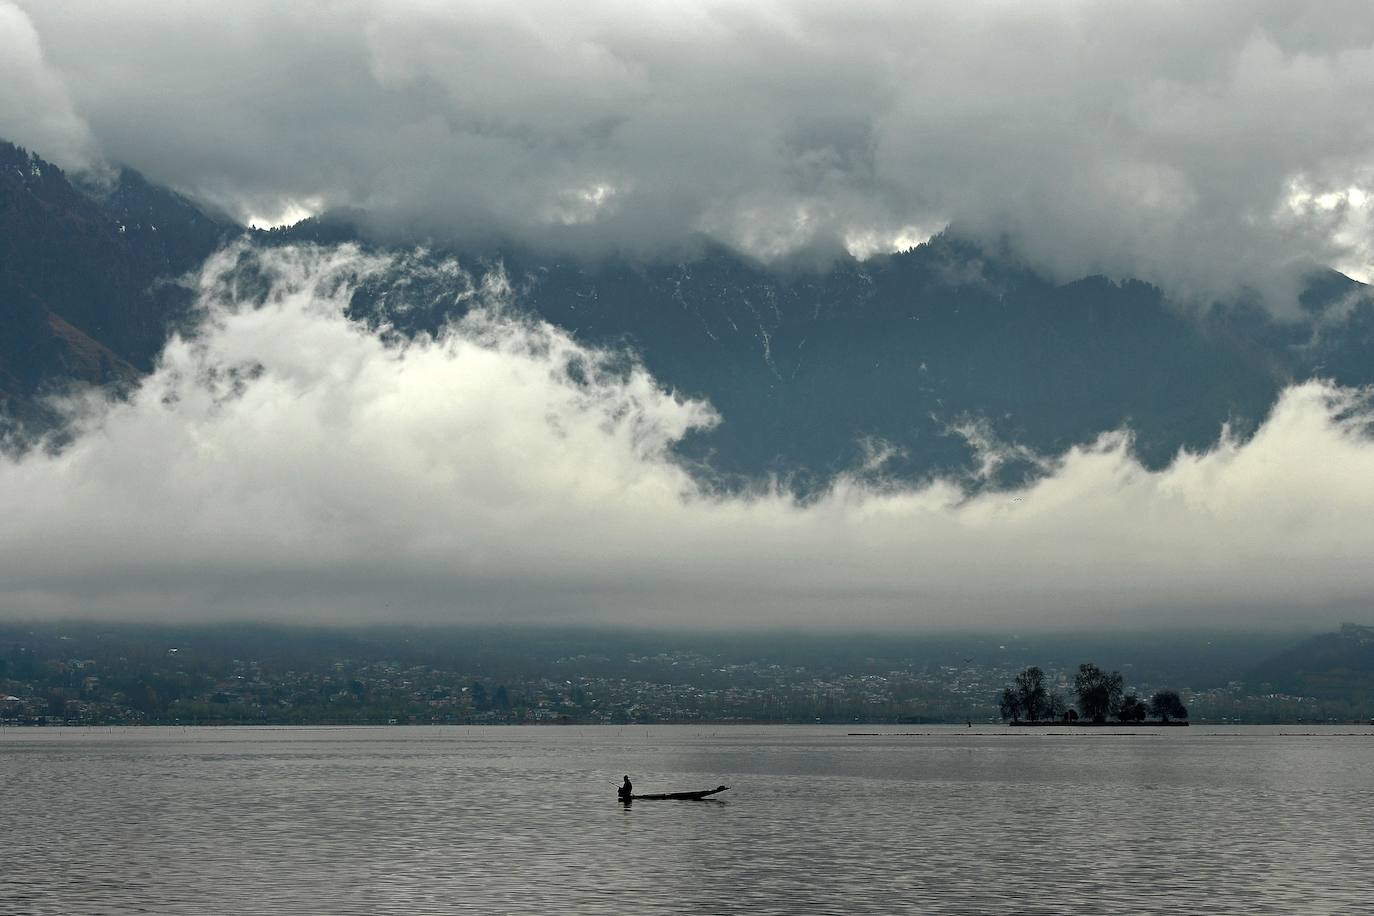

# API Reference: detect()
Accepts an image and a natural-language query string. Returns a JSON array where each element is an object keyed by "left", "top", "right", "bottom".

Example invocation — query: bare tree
[
  {"left": 1117, "top": 693, "right": 1148, "bottom": 722},
  {"left": 998, "top": 687, "right": 1022, "bottom": 722},
  {"left": 1074, "top": 663, "right": 1124, "bottom": 723},
  {"left": 1150, "top": 690, "right": 1188, "bottom": 723},
  {"left": 1045, "top": 691, "right": 1067, "bottom": 721},
  {"left": 1014, "top": 666, "right": 1048, "bottom": 722}
]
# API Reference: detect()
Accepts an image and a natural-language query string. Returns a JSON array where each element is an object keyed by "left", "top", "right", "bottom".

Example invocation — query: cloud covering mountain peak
[{"left": 3, "top": 0, "right": 1374, "bottom": 310}]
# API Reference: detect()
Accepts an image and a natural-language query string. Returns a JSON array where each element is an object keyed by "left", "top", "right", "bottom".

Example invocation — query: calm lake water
[{"left": 3, "top": 725, "right": 1372, "bottom": 914}]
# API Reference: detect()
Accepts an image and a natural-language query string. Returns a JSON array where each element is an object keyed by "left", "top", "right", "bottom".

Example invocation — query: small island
[{"left": 998, "top": 664, "right": 1189, "bottom": 726}]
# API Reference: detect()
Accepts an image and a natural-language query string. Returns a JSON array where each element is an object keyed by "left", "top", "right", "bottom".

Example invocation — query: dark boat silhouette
[{"left": 621, "top": 785, "right": 729, "bottom": 801}]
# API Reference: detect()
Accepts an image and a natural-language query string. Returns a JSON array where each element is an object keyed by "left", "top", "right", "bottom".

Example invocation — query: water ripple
[{"left": 2, "top": 726, "right": 1371, "bottom": 914}]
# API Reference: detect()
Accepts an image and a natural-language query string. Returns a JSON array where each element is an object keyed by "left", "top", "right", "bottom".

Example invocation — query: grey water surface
[{"left": 3, "top": 725, "right": 1371, "bottom": 914}]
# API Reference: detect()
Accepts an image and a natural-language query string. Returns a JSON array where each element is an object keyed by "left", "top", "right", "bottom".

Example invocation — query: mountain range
[
  {"left": 4, "top": 137, "right": 1373, "bottom": 492},
  {"left": 1245, "top": 622, "right": 1374, "bottom": 702}
]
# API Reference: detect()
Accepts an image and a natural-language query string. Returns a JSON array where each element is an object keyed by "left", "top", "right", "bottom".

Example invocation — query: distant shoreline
[{"left": 1009, "top": 720, "right": 1189, "bottom": 727}]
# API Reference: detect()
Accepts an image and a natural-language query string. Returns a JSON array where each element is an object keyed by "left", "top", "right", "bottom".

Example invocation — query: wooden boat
[{"left": 622, "top": 785, "right": 729, "bottom": 801}]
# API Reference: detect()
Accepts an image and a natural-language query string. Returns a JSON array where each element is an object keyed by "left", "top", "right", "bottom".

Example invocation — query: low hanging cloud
[
  {"left": 2, "top": 243, "right": 1373, "bottom": 631},
  {"left": 0, "top": 1, "right": 95, "bottom": 170},
  {"left": 5, "top": 1, "right": 1374, "bottom": 309}
]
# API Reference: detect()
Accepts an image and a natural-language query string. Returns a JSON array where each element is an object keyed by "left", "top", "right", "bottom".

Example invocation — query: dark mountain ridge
[
  {"left": 3, "top": 137, "right": 1373, "bottom": 492},
  {"left": 1245, "top": 623, "right": 1374, "bottom": 701},
  {"left": 0, "top": 140, "right": 235, "bottom": 423}
]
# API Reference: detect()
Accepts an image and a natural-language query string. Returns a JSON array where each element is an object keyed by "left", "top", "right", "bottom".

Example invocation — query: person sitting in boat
[{"left": 618, "top": 775, "right": 633, "bottom": 801}]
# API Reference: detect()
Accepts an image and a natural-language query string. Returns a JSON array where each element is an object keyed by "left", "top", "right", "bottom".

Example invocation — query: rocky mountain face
[
  {"left": 0, "top": 141, "right": 234, "bottom": 424},
  {"left": 335, "top": 233, "right": 1370, "bottom": 490},
  {"left": 3, "top": 137, "right": 1373, "bottom": 491}
]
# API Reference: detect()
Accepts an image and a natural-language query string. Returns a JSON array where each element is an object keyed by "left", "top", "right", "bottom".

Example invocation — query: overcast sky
[
  {"left": 4, "top": 2, "right": 1374, "bottom": 631},
  {"left": 3, "top": 0, "right": 1374, "bottom": 309}
]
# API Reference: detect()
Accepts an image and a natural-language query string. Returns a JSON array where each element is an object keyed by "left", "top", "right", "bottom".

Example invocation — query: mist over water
[{"left": 4, "top": 726, "right": 1372, "bottom": 914}]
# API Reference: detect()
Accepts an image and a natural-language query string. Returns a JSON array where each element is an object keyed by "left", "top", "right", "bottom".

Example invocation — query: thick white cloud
[
  {"left": 0, "top": 1, "right": 95, "bottom": 169},
  {"left": 2, "top": 244, "right": 1373, "bottom": 630},
  {"left": 6, "top": 1, "right": 1374, "bottom": 309}
]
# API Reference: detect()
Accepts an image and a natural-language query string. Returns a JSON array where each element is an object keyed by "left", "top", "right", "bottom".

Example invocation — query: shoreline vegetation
[
  {"left": 998, "top": 664, "right": 1191, "bottom": 727},
  {"left": 1008, "top": 719, "right": 1189, "bottom": 727}
]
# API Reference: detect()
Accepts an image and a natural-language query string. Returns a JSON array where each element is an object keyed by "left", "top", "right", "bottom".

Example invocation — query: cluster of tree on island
[{"left": 997, "top": 664, "right": 1188, "bottom": 723}]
